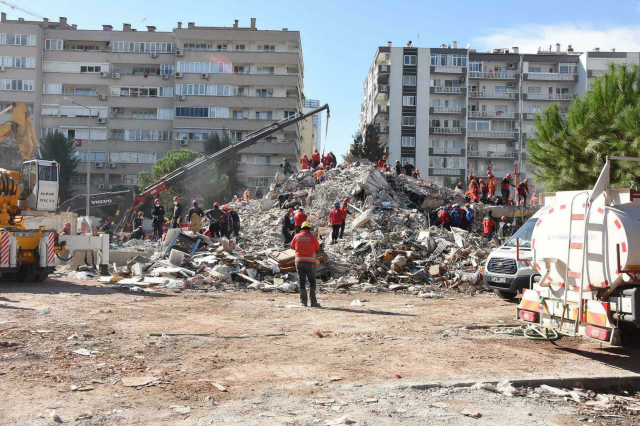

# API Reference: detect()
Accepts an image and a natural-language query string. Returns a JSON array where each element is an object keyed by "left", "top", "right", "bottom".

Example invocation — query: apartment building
[
  {"left": 300, "top": 98, "right": 322, "bottom": 157},
  {"left": 0, "top": 14, "right": 304, "bottom": 195},
  {"left": 359, "top": 42, "right": 637, "bottom": 188}
]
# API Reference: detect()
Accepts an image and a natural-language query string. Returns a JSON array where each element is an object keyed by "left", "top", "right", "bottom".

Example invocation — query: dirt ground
[{"left": 1, "top": 275, "right": 640, "bottom": 425}]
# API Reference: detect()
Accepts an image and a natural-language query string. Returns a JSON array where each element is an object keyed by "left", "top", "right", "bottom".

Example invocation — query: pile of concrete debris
[{"left": 84, "top": 165, "right": 498, "bottom": 296}]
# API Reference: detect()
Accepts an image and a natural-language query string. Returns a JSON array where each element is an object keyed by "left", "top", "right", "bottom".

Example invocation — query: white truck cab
[{"left": 483, "top": 212, "right": 541, "bottom": 299}]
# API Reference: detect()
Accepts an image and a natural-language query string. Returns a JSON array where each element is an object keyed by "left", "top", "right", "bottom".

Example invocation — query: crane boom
[
  {"left": 118, "top": 103, "right": 329, "bottom": 231},
  {"left": 0, "top": 1, "right": 45, "bottom": 19}
]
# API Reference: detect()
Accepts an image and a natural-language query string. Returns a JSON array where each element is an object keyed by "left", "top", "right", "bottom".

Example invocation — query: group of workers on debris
[{"left": 376, "top": 155, "right": 421, "bottom": 179}]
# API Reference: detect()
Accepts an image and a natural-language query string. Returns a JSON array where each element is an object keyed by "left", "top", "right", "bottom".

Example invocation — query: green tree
[
  {"left": 40, "top": 132, "right": 78, "bottom": 201},
  {"left": 346, "top": 131, "right": 365, "bottom": 160},
  {"left": 530, "top": 63, "right": 640, "bottom": 191},
  {"left": 361, "top": 123, "right": 386, "bottom": 162},
  {"left": 202, "top": 131, "right": 244, "bottom": 204}
]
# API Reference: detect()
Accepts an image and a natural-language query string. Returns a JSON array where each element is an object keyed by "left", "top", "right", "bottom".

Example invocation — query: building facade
[
  {"left": 300, "top": 98, "right": 321, "bottom": 158},
  {"left": 0, "top": 14, "right": 304, "bottom": 194},
  {"left": 359, "top": 42, "right": 638, "bottom": 187}
]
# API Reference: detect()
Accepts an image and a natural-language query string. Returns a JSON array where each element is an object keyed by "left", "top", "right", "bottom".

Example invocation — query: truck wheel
[
  {"left": 493, "top": 289, "right": 517, "bottom": 300},
  {"left": 34, "top": 272, "right": 49, "bottom": 282},
  {"left": 17, "top": 266, "right": 36, "bottom": 282}
]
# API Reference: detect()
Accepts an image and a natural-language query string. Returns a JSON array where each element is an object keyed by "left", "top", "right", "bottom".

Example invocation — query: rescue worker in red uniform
[
  {"left": 293, "top": 207, "right": 308, "bottom": 234},
  {"left": 517, "top": 179, "right": 530, "bottom": 206},
  {"left": 377, "top": 155, "right": 388, "bottom": 170},
  {"left": 300, "top": 154, "right": 310, "bottom": 170},
  {"left": 483, "top": 211, "right": 496, "bottom": 241},
  {"left": 438, "top": 206, "right": 451, "bottom": 230},
  {"left": 339, "top": 198, "right": 351, "bottom": 239},
  {"left": 501, "top": 173, "right": 515, "bottom": 204},
  {"left": 480, "top": 178, "right": 488, "bottom": 202},
  {"left": 311, "top": 149, "right": 321, "bottom": 168},
  {"left": 60, "top": 222, "right": 72, "bottom": 235},
  {"left": 322, "top": 153, "right": 332, "bottom": 168},
  {"left": 291, "top": 221, "right": 321, "bottom": 307},
  {"left": 329, "top": 202, "right": 342, "bottom": 244}
]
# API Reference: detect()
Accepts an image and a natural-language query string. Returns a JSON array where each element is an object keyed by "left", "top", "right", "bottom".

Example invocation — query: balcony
[
  {"left": 377, "top": 64, "right": 390, "bottom": 84},
  {"left": 468, "top": 90, "right": 518, "bottom": 100},
  {"left": 430, "top": 86, "right": 466, "bottom": 95},
  {"left": 468, "top": 111, "right": 517, "bottom": 119},
  {"left": 469, "top": 71, "right": 518, "bottom": 79},
  {"left": 431, "top": 65, "right": 464, "bottom": 74},
  {"left": 467, "top": 130, "right": 518, "bottom": 139},
  {"left": 375, "top": 125, "right": 389, "bottom": 134},
  {"left": 524, "top": 72, "right": 578, "bottom": 82},
  {"left": 429, "top": 168, "right": 464, "bottom": 176},
  {"left": 375, "top": 104, "right": 389, "bottom": 117},
  {"left": 467, "top": 151, "right": 518, "bottom": 158},
  {"left": 429, "top": 147, "right": 465, "bottom": 156},
  {"left": 375, "top": 84, "right": 389, "bottom": 101},
  {"left": 429, "top": 127, "right": 465, "bottom": 135},
  {"left": 523, "top": 93, "right": 576, "bottom": 101},
  {"left": 522, "top": 112, "right": 541, "bottom": 120},
  {"left": 429, "top": 106, "right": 465, "bottom": 115}
]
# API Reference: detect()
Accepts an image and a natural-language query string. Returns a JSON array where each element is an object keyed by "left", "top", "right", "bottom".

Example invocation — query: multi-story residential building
[
  {"left": 300, "top": 98, "right": 322, "bottom": 157},
  {"left": 0, "top": 14, "right": 304, "bottom": 195},
  {"left": 359, "top": 42, "right": 636, "bottom": 188}
]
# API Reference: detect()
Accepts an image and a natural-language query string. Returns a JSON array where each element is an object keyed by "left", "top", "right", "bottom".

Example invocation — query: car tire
[{"left": 493, "top": 289, "right": 517, "bottom": 300}]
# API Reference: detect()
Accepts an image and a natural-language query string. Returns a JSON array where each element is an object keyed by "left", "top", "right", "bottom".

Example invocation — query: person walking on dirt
[
  {"left": 152, "top": 199, "right": 165, "bottom": 240},
  {"left": 291, "top": 221, "right": 321, "bottom": 307}
]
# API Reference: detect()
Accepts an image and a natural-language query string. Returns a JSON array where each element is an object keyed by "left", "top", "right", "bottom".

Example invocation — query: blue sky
[{"left": 8, "top": 0, "right": 640, "bottom": 157}]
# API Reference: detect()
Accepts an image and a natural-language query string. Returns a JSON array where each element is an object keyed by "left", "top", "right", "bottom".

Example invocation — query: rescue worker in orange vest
[
  {"left": 329, "top": 201, "right": 343, "bottom": 244},
  {"left": 501, "top": 173, "right": 515, "bottom": 204},
  {"left": 311, "top": 149, "right": 321, "bottom": 168},
  {"left": 455, "top": 181, "right": 465, "bottom": 191},
  {"left": 243, "top": 189, "right": 251, "bottom": 201},
  {"left": 487, "top": 171, "right": 497, "bottom": 199},
  {"left": 293, "top": 207, "right": 308, "bottom": 234},
  {"left": 377, "top": 155, "right": 388, "bottom": 170},
  {"left": 479, "top": 178, "right": 488, "bottom": 202},
  {"left": 483, "top": 211, "right": 496, "bottom": 241},
  {"left": 60, "top": 222, "right": 72, "bottom": 235},
  {"left": 291, "top": 221, "right": 321, "bottom": 307},
  {"left": 313, "top": 165, "right": 325, "bottom": 183},
  {"left": 340, "top": 198, "right": 351, "bottom": 239},
  {"left": 466, "top": 180, "right": 480, "bottom": 202},
  {"left": 300, "top": 154, "right": 310, "bottom": 170}
]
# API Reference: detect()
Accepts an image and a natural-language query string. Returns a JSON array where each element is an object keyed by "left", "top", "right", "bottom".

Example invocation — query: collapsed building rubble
[{"left": 73, "top": 165, "right": 524, "bottom": 297}]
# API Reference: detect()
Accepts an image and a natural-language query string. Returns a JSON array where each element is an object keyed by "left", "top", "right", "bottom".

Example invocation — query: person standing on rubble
[
  {"left": 229, "top": 206, "right": 240, "bottom": 238},
  {"left": 171, "top": 196, "right": 184, "bottom": 229},
  {"left": 300, "top": 154, "right": 310, "bottom": 170},
  {"left": 291, "top": 221, "right": 321, "bottom": 308},
  {"left": 501, "top": 173, "right": 515, "bottom": 205},
  {"left": 329, "top": 202, "right": 343, "bottom": 244},
  {"left": 377, "top": 155, "right": 388, "bottom": 170},
  {"left": 438, "top": 206, "right": 451, "bottom": 230},
  {"left": 280, "top": 157, "right": 293, "bottom": 176},
  {"left": 243, "top": 189, "right": 251, "bottom": 202},
  {"left": 483, "top": 211, "right": 496, "bottom": 241},
  {"left": 329, "top": 151, "right": 337, "bottom": 167},
  {"left": 465, "top": 203, "right": 475, "bottom": 231},
  {"left": 101, "top": 216, "right": 115, "bottom": 241},
  {"left": 517, "top": 179, "right": 530, "bottom": 206},
  {"left": 403, "top": 161, "right": 415, "bottom": 177},
  {"left": 293, "top": 207, "right": 307, "bottom": 234},
  {"left": 487, "top": 171, "right": 497, "bottom": 199},
  {"left": 450, "top": 204, "right": 463, "bottom": 229},
  {"left": 312, "top": 149, "right": 321, "bottom": 168},
  {"left": 339, "top": 198, "right": 351, "bottom": 239},
  {"left": 187, "top": 200, "right": 204, "bottom": 233},
  {"left": 255, "top": 187, "right": 263, "bottom": 199},
  {"left": 205, "top": 202, "right": 224, "bottom": 237},
  {"left": 313, "top": 165, "right": 325, "bottom": 184},
  {"left": 151, "top": 199, "right": 165, "bottom": 240},
  {"left": 480, "top": 178, "right": 488, "bottom": 202},
  {"left": 395, "top": 160, "right": 402, "bottom": 175},
  {"left": 282, "top": 208, "right": 295, "bottom": 245},
  {"left": 322, "top": 152, "right": 332, "bottom": 168},
  {"left": 220, "top": 205, "right": 233, "bottom": 238}
]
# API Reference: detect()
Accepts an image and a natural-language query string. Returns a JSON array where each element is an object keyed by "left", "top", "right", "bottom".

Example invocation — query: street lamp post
[{"left": 64, "top": 97, "right": 92, "bottom": 221}]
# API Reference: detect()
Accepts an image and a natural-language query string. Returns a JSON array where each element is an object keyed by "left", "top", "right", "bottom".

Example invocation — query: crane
[{"left": 0, "top": 1, "right": 44, "bottom": 19}]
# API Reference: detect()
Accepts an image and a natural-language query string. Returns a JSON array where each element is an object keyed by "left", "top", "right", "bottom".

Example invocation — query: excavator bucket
[{"left": 0, "top": 103, "right": 40, "bottom": 170}]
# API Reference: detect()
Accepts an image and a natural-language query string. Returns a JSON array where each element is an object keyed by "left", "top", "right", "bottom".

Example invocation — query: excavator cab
[{"left": 18, "top": 159, "right": 59, "bottom": 212}]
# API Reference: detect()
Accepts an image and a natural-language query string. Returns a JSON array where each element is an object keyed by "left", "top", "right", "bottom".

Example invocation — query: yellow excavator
[{"left": 0, "top": 103, "right": 70, "bottom": 281}]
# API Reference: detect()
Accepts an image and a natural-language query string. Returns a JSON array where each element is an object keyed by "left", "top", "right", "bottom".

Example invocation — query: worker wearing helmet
[
  {"left": 487, "top": 171, "right": 497, "bottom": 199},
  {"left": 377, "top": 155, "right": 388, "bottom": 170},
  {"left": 465, "top": 203, "right": 475, "bottom": 230},
  {"left": 322, "top": 152, "right": 332, "bottom": 168},
  {"left": 278, "top": 192, "right": 294, "bottom": 209},
  {"left": 478, "top": 178, "right": 488, "bottom": 202},
  {"left": 340, "top": 198, "right": 351, "bottom": 239},
  {"left": 483, "top": 211, "right": 496, "bottom": 241},
  {"left": 204, "top": 202, "right": 224, "bottom": 238},
  {"left": 170, "top": 196, "right": 183, "bottom": 229},
  {"left": 501, "top": 174, "right": 515, "bottom": 205},
  {"left": 293, "top": 207, "right": 308, "bottom": 234},
  {"left": 220, "top": 205, "right": 232, "bottom": 239},
  {"left": 280, "top": 157, "right": 293, "bottom": 176},
  {"left": 255, "top": 187, "right": 264, "bottom": 199},
  {"left": 497, "top": 215, "right": 510, "bottom": 245},
  {"left": 313, "top": 166, "right": 325, "bottom": 184},
  {"left": 438, "top": 206, "right": 451, "bottom": 230},
  {"left": 60, "top": 222, "right": 72, "bottom": 235},
  {"left": 282, "top": 208, "right": 296, "bottom": 245},
  {"left": 151, "top": 199, "right": 165, "bottom": 240},
  {"left": 455, "top": 182, "right": 464, "bottom": 191},
  {"left": 311, "top": 149, "right": 321, "bottom": 168},
  {"left": 291, "top": 221, "right": 321, "bottom": 307},
  {"left": 187, "top": 199, "right": 204, "bottom": 233},
  {"left": 517, "top": 179, "right": 530, "bottom": 206},
  {"left": 329, "top": 201, "right": 342, "bottom": 244},
  {"left": 300, "top": 154, "right": 310, "bottom": 170}
]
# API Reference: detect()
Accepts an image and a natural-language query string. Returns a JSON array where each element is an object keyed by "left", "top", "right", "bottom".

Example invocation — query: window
[
  {"left": 257, "top": 67, "right": 275, "bottom": 75},
  {"left": 159, "top": 87, "right": 173, "bottom": 97},
  {"left": 176, "top": 84, "right": 232, "bottom": 96},
  {"left": 80, "top": 65, "right": 101, "bottom": 73},
  {"left": 210, "top": 107, "right": 229, "bottom": 118},
  {"left": 402, "top": 116, "right": 416, "bottom": 126},
  {"left": 76, "top": 151, "right": 108, "bottom": 163},
  {"left": 401, "top": 136, "right": 416, "bottom": 147},
  {"left": 123, "top": 130, "right": 171, "bottom": 141},
  {"left": 258, "top": 45, "right": 275, "bottom": 52},
  {"left": 216, "top": 44, "right": 228, "bottom": 51},
  {"left": 184, "top": 43, "right": 212, "bottom": 51},
  {"left": 45, "top": 39, "right": 64, "bottom": 50},
  {"left": 175, "top": 107, "right": 229, "bottom": 118},
  {"left": 176, "top": 131, "right": 210, "bottom": 141},
  {"left": 254, "top": 155, "right": 271, "bottom": 165},
  {"left": 235, "top": 44, "right": 245, "bottom": 51},
  {"left": 255, "top": 111, "right": 273, "bottom": 120},
  {"left": 0, "top": 33, "right": 36, "bottom": 46},
  {"left": 402, "top": 96, "right": 416, "bottom": 106},
  {"left": 528, "top": 66, "right": 541, "bottom": 73},
  {"left": 43, "top": 83, "right": 62, "bottom": 94},
  {"left": 42, "top": 128, "right": 61, "bottom": 138},
  {"left": 284, "top": 111, "right": 296, "bottom": 119},
  {"left": 469, "top": 62, "right": 482, "bottom": 72},
  {"left": 109, "top": 152, "right": 157, "bottom": 164},
  {"left": 232, "top": 110, "right": 244, "bottom": 119},
  {"left": 495, "top": 105, "right": 508, "bottom": 113},
  {"left": 495, "top": 85, "right": 507, "bottom": 93},
  {"left": 230, "top": 131, "right": 243, "bottom": 141},
  {"left": 113, "top": 41, "right": 173, "bottom": 53},
  {"left": 528, "top": 105, "right": 542, "bottom": 113},
  {"left": 429, "top": 157, "right": 465, "bottom": 169},
  {"left": 249, "top": 177, "right": 270, "bottom": 187},
  {"left": 403, "top": 75, "right": 417, "bottom": 86},
  {"left": 157, "top": 109, "right": 173, "bottom": 120},
  {"left": 401, "top": 157, "right": 415, "bottom": 166},
  {"left": 1, "top": 57, "right": 35, "bottom": 68},
  {"left": 177, "top": 62, "right": 233, "bottom": 74},
  {"left": 448, "top": 54, "right": 467, "bottom": 67},
  {"left": 256, "top": 88, "right": 273, "bottom": 97},
  {"left": 430, "top": 54, "right": 446, "bottom": 66},
  {"left": 404, "top": 55, "right": 417, "bottom": 66},
  {"left": 468, "top": 121, "right": 490, "bottom": 131},
  {"left": 68, "top": 44, "right": 100, "bottom": 51},
  {"left": 160, "top": 64, "right": 175, "bottom": 75},
  {"left": 527, "top": 86, "right": 541, "bottom": 94},
  {"left": 0, "top": 79, "right": 34, "bottom": 91}
]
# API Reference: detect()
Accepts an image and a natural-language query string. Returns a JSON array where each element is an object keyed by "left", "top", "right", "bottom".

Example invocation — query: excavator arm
[
  {"left": 0, "top": 103, "right": 41, "bottom": 169},
  {"left": 58, "top": 189, "right": 135, "bottom": 231}
]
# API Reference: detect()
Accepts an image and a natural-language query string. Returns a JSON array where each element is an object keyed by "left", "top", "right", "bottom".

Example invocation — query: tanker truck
[{"left": 511, "top": 156, "right": 640, "bottom": 345}]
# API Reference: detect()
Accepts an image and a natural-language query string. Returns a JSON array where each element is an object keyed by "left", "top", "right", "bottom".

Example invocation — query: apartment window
[
  {"left": 528, "top": 66, "right": 541, "bottom": 73},
  {"left": 80, "top": 65, "right": 101, "bottom": 73},
  {"left": 160, "top": 64, "right": 175, "bottom": 75},
  {"left": 230, "top": 131, "right": 243, "bottom": 141},
  {"left": 176, "top": 131, "right": 209, "bottom": 141},
  {"left": 469, "top": 62, "right": 482, "bottom": 72},
  {"left": 76, "top": 151, "right": 107, "bottom": 163},
  {"left": 429, "top": 157, "right": 465, "bottom": 168},
  {"left": 123, "top": 130, "right": 171, "bottom": 141},
  {"left": 1, "top": 57, "right": 35, "bottom": 68},
  {"left": 401, "top": 157, "right": 415, "bottom": 166},
  {"left": 528, "top": 106, "right": 542, "bottom": 113},
  {"left": 495, "top": 105, "right": 508, "bottom": 113},
  {"left": 131, "top": 110, "right": 155, "bottom": 120},
  {"left": 42, "top": 128, "right": 61, "bottom": 138},
  {"left": 184, "top": 43, "right": 212, "bottom": 51},
  {"left": 177, "top": 62, "right": 233, "bottom": 74},
  {"left": 113, "top": 41, "right": 173, "bottom": 53},
  {"left": 284, "top": 111, "right": 296, "bottom": 119},
  {"left": 250, "top": 177, "right": 270, "bottom": 187},
  {"left": 235, "top": 44, "right": 245, "bottom": 51},
  {"left": 109, "top": 152, "right": 157, "bottom": 164},
  {"left": 452, "top": 99, "right": 463, "bottom": 107},
  {"left": 175, "top": 107, "right": 209, "bottom": 118},
  {"left": 403, "top": 75, "right": 417, "bottom": 86},
  {"left": 257, "top": 67, "right": 275, "bottom": 75},
  {"left": 404, "top": 55, "right": 417, "bottom": 66},
  {"left": 254, "top": 155, "right": 271, "bottom": 165},
  {"left": 402, "top": 96, "right": 416, "bottom": 106},
  {"left": 232, "top": 110, "right": 244, "bottom": 119},
  {"left": 210, "top": 107, "right": 229, "bottom": 118},
  {"left": 159, "top": 87, "right": 173, "bottom": 97},
  {"left": 495, "top": 85, "right": 507, "bottom": 93},
  {"left": 468, "top": 121, "right": 490, "bottom": 131},
  {"left": 0, "top": 33, "right": 36, "bottom": 46},
  {"left": 216, "top": 44, "right": 228, "bottom": 51},
  {"left": 448, "top": 54, "right": 467, "bottom": 67},
  {"left": 528, "top": 86, "right": 542, "bottom": 94},
  {"left": 430, "top": 54, "right": 446, "bottom": 66},
  {"left": 402, "top": 116, "right": 416, "bottom": 126},
  {"left": 0, "top": 79, "right": 34, "bottom": 91},
  {"left": 43, "top": 83, "right": 62, "bottom": 95},
  {"left": 258, "top": 45, "right": 275, "bottom": 52},
  {"left": 401, "top": 136, "right": 416, "bottom": 147},
  {"left": 256, "top": 88, "right": 273, "bottom": 97},
  {"left": 255, "top": 111, "right": 273, "bottom": 120}
]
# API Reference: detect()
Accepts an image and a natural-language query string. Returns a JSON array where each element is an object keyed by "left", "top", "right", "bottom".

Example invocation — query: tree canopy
[
  {"left": 529, "top": 63, "right": 640, "bottom": 191},
  {"left": 40, "top": 132, "right": 78, "bottom": 202},
  {"left": 347, "top": 123, "right": 385, "bottom": 163}
]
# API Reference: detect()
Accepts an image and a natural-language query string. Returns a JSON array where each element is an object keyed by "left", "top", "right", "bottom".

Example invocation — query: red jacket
[
  {"left": 311, "top": 151, "right": 320, "bottom": 162},
  {"left": 438, "top": 210, "right": 450, "bottom": 224},
  {"left": 322, "top": 154, "right": 332, "bottom": 165},
  {"left": 293, "top": 210, "right": 307, "bottom": 227},
  {"left": 501, "top": 177, "right": 512, "bottom": 190},
  {"left": 301, "top": 156, "right": 310, "bottom": 169},
  {"left": 291, "top": 230, "right": 320, "bottom": 263},
  {"left": 483, "top": 218, "right": 496, "bottom": 234},
  {"left": 341, "top": 205, "right": 349, "bottom": 220},
  {"left": 329, "top": 207, "right": 343, "bottom": 225},
  {"left": 377, "top": 159, "right": 387, "bottom": 169}
]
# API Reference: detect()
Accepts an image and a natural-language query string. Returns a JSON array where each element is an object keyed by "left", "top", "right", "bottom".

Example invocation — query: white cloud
[{"left": 472, "top": 24, "right": 640, "bottom": 53}]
